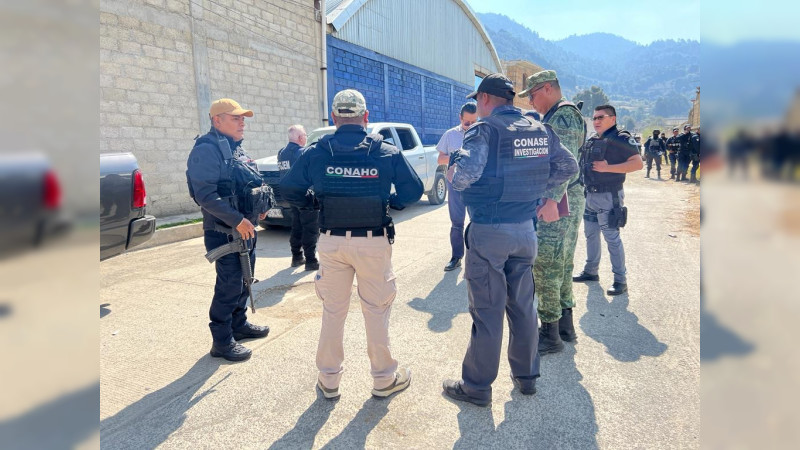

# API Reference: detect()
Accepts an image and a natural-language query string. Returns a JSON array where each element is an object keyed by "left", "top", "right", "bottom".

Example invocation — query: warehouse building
[
  {"left": 100, "top": 0, "right": 500, "bottom": 217},
  {"left": 323, "top": 0, "right": 501, "bottom": 144}
]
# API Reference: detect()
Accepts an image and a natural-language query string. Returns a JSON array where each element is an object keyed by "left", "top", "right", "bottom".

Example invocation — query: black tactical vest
[
  {"left": 461, "top": 113, "right": 551, "bottom": 206},
  {"left": 187, "top": 131, "right": 271, "bottom": 218},
  {"left": 318, "top": 134, "right": 385, "bottom": 230},
  {"left": 647, "top": 137, "right": 662, "bottom": 153},
  {"left": 580, "top": 134, "right": 627, "bottom": 189}
]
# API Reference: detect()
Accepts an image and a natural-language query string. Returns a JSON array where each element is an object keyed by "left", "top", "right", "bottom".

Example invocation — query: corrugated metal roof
[{"left": 324, "top": 0, "right": 500, "bottom": 86}]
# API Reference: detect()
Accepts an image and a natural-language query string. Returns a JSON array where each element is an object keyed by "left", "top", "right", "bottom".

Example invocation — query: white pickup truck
[{"left": 255, "top": 122, "right": 446, "bottom": 228}]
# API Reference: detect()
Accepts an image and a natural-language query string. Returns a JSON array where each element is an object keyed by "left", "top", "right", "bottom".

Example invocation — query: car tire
[{"left": 427, "top": 171, "right": 447, "bottom": 205}]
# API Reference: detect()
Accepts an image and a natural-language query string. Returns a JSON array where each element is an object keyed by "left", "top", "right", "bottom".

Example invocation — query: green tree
[
  {"left": 652, "top": 91, "right": 691, "bottom": 117},
  {"left": 620, "top": 116, "right": 636, "bottom": 133},
  {"left": 572, "top": 86, "right": 610, "bottom": 117}
]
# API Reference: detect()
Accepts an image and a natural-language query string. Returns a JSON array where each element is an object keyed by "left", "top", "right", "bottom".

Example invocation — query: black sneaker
[
  {"left": 510, "top": 375, "right": 537, "bottom": 395},
  {"left": 442, "top": 379, "right": 490, "bottom": 407},
  {"left": 572, "top": 271, "right": 599, "bottom": 282},
  {"left": 305, "top": 260, "right": 319, "bottom": 271},
  {"left": 232, "top": 323, "right": 270, "bottom": 341},
  {"left": 291, "top": 254, "right": 306, "bottom": 268},
  {"left": 210, "top": 342, "right": 252, "bottom": 362},
  {"left": 607, "top": 282, "right": 628, "bottom": 296}
]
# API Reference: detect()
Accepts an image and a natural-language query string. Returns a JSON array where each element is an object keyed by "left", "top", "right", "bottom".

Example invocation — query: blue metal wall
[{"left": 327, "top": 35, "right": 474, "bottom": 145}]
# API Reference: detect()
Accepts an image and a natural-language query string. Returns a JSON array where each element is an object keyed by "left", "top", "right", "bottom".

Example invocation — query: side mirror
[{"left": 383, "top": 137, "right": 395, "bottom": 146}]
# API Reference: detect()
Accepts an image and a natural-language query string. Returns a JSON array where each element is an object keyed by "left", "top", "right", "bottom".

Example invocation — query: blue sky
[{"left": 465, "top": 0, "right": 800, "bottom": 45}]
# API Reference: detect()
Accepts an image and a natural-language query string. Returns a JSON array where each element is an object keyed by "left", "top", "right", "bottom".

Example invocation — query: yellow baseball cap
[{"left": 209, "top": 98, "right": 253, "bottom": 117}]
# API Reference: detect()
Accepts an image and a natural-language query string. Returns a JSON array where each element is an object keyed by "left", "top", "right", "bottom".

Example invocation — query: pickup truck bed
[{"left": 100, "top": 153, "right": 156, "bottom": 260}]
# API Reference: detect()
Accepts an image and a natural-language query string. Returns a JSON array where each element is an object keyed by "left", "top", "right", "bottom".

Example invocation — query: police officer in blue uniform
[
  {"left": 279, "top": 89, "right": 423, "bottom": 400},
  {"left": 441, "top": 74, "right": 578, "bottom": 406},
  {"left": 277, "top": 124, "right": 320, "bottom": 270},
  {"left": 666, "top": 127, "right": 681, "bottom": 179},
  {"left": 643, "top": 129, "right": 667, "bottom": 179},
  {"left": 573, "top": 105, "right": 644, "bottom": 295},
  {"left": 186, "top": 98, "right": 271, "bottom": 362},
  {"left": 676, "top": 124, "right": 694, "bottom": 181}
]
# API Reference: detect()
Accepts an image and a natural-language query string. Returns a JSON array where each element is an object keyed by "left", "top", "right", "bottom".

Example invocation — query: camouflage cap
[
  {"left": 331, "top": 89, "right": 367, "bottom": 117},
  {"left": 517, "top": 70, "right": 558, "bottom": 98}
]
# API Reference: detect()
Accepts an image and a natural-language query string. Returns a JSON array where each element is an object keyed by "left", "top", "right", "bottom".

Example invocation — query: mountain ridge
[{"left": 477, "top": 13, "right": 700, "bottom": 105}]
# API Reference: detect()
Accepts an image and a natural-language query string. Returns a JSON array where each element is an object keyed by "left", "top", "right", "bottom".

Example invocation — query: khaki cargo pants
[{"left": 314, "top": 232, "right": 399, "bottom": 390}]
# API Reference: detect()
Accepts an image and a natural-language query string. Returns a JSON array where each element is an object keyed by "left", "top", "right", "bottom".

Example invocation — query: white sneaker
[
  {"left": 371, "top": 367, "right": 412, "bottom": 398},
  {"left": 317, "top": 379, "right": 340, "bottom": 400}
]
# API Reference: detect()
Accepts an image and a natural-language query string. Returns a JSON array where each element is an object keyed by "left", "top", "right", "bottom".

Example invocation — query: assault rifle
[{"left": 204, "top": 225, "right": 258, "bottom": 313}]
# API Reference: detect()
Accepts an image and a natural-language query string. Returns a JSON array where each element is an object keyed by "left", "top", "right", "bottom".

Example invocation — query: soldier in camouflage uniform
[{"left": 518, "top": 70, "right": 587, "bottom": 355}]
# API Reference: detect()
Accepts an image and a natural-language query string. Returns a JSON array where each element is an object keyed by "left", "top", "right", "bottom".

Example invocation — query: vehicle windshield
[{"left": 307, "top": 125, "right": 374, "bottom": 145}]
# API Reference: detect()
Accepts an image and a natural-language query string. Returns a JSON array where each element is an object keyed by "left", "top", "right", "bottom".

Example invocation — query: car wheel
[{"left": 428, "top": 171, "right": 447, "bottom": 205}]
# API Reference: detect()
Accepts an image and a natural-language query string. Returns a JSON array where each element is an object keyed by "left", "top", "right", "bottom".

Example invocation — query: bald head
[{"left": 288, "top": 125, "right": 307, "bottom": 146}]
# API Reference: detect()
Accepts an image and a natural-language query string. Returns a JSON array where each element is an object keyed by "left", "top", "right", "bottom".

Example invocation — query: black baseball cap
[{"left": 466, "top": 73, "right": 516, "bottom": 100}]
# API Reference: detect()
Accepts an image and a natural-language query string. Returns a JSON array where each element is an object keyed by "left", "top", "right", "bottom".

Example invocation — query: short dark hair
[
  {"left": 594, "top": 104, "right": 616, "bottom": 116},
  {"left": 460, "top": 102, "right": 477, "bottom": 116}
]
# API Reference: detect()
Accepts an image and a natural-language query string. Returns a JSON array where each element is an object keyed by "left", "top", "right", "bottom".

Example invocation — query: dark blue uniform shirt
[
  {"left": 279, "top": 124, "right": 424, "bottom": 228},
  {"left": 187, "top": 129, "right": 247, "bottom": 230}
]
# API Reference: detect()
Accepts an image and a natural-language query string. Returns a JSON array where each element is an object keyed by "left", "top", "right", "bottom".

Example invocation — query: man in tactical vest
[
  {"left": 278, "top": 124, "right": 320, "bottom": 270},
  {"left": 676, "top": 124, "right": 694, "bottom": 181},
  {"left": 442, "top": 73, "right": 578, "bottom": 406},
  {"left": 279, "top": 89, "right": 423, "bottom": 400},
  {"left": 573, "top": 105, "right": 644, "bottom": 296},
  {"left": 666, "top": 127, "right": 681, "bottom": 179},
  {"left": 517, "top": 69, "right": 587, "bottom": 355},
  {"left": 186, "top": 98, "right": 271, "bottom": 362},
  {"left": 643, "top": 129, "right": 667, "bottom": 179}
]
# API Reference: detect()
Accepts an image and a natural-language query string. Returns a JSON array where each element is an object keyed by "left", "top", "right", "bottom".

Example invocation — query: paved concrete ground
[
  {"left": 701, "top": 176, "right": 800, "bottom": 448},
  {"left": 100, "top": 173, "right": 700, "bottom": 449}
]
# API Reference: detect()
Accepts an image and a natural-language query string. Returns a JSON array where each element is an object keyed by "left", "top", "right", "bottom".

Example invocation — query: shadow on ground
[
  {"left": 0, "top": 382, "right": 99, "bottom": 449},
  {"left": 580, "top": 282, "right": 668, "bottom": 362},
  {"left": 451, "top": 345, "right": 598, "bottom": 448},
  {"left": 100, "top": 356, "right": 226, "bottom": 449},
  {"left": 268, "top": 393, "right": 337, "bottom": 449},
  {"left": 408, "top": 270, "right": 468, "bottom": 332},
  {"left": 270, "top": 394, "right": 393, "bottom": 449}
]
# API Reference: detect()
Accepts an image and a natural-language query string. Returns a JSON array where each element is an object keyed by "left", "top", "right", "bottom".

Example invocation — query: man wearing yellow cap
[{"left": 186, "top": 98, "right": 270, "bottom": 362}]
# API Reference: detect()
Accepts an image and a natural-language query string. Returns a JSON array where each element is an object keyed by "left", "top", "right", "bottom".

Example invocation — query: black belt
[
  {"left": 320, "top": 227, "right": 385, "bottom": 237},
  {"left": 585, "top": 184, "right": 623, "bottom": 193}
]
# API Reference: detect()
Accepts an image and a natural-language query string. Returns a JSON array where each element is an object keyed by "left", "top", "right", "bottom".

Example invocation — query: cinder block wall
[{"left": 100, "top": 0, "right": 322, "bottom": 217}]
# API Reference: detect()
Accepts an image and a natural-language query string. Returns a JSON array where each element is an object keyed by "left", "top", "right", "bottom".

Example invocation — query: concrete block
[
  {"left": 142, "top": 45, "right": 164, "bottom": 59},
  {"left": 119, "top": 41, "right": 142, "bottom": 55}
]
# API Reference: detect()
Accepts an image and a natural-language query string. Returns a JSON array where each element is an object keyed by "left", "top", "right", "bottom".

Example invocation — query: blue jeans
[
  {"left": 447, "top": 180, "right": 466, "bottom": 259},
  {"left": 203, "top": 230, "right": 256, "bottom": 345}
]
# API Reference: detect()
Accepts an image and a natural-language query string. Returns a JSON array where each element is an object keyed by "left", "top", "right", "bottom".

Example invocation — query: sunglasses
[
  {"left": 527, "top": 86, "right": 545, "bottom": 99},
  {"left": 592, "top": 114, "right": 614, "bottom": 121}
]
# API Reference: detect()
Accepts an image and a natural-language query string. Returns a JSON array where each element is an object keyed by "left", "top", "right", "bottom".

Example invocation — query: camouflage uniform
[{"left": 534, "top": 99, "right": 586, "bottom": 323}]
